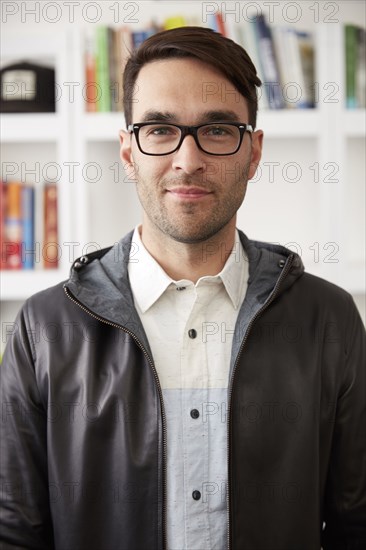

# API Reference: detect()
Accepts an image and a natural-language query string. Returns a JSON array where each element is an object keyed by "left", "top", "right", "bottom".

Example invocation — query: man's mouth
[{"left": 166, "top": 187, "right": 212, "bottom": 199}]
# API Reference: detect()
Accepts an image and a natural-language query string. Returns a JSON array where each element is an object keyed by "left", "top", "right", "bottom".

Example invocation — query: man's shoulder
[
  {"left": 299, "top": 270, "right": 350, "bottom": 295},
  {"left": 296, "top": 270, "right": 355, "bottom": 309},
  {"left": 287, "top": 271, "right": 363, "bottom": 333},
  {"left": 240, "top": 230, "right": 358, "bottom": 315},
  {"left": 22, "top": 279, "right": 74, "bottom": 320}
]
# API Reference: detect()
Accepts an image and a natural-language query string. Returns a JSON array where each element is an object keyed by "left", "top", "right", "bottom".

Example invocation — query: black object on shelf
[{"left": 0, "top": 61, "right": 55, "bottom": 113}]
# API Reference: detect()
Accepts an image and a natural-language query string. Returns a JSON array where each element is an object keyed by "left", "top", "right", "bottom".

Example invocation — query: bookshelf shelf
[
  {"left": 1, "top": 269, "right": 69, "bottom": 300},
  {"left": 2, "top": 113, "right": 61, "bottom": 142},
  {"left": 344, "top": 109, "right": 366, "bottom": 137},
  {"left": 83, "top": 112, "right": 124, "bottom": 141},
  {"left": 256, "top": 110, "right": 320, "bottom": 138}
]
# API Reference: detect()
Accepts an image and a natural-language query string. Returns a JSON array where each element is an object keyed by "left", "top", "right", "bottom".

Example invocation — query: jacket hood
[{"left": 65, "top": 229, "right": 304, "bottom": 368}]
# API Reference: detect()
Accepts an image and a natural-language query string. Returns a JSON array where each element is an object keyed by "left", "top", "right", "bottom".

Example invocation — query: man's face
[{"left": 120, "top": 57, "right": 263, "bottom": 244}]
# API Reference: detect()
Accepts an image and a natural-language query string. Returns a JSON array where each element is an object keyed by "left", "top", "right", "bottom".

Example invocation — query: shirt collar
[
  {"left": 128, "top": 225, "right": 248, "bottom": 313},
  {"left": 215, "top": 229, "right": 248, "bottom": 309},
  {"left": 128, "top": 226, "right": 173, "bottom": 313}
]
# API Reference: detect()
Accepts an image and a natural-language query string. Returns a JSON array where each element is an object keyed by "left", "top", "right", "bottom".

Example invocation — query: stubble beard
[{"left": 136, "top": 159, "right": 251, "bottom": 245}]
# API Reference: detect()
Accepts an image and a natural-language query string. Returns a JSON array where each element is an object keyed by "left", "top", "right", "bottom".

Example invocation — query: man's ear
[
  {"left": 119, "top": 129, "right": 137, "bottom": 181},
  {"left": 248, "top": 129, "right": 264, "bottom": 181}
]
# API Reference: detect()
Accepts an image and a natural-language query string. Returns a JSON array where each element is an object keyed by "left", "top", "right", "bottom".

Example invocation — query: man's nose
[{"left": 171, "top": 134, "right": 206, "bottom": 175}]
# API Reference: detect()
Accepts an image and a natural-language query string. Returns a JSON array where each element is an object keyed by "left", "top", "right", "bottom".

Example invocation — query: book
[
  {"left": 43, "top": 183, "right": 58, "bottom": 269},
  {"left": 2, "top": 181, "right": 22, "bottom": 269},
  {"left": 164, "top": 16, "right": 187, "bottom": 30},
  {"left": 108, "top": 27, "right": 117, "bottom": 112},
  {"left": 282, "top": 28, "right": 308, "bottom": 109},
  {"left": 297, "top": 31, "right": 316, "bottom": 108},
  {"left": 271, "top": 26, "right": 291, "bottom": 107},
  {"left": 85, "top": 28, "right": 98, "bottom": 112},
  {"left": 96, "top": 26, "right": 111, "bottom": 112},
  {"left": 356, "top": 27, "right": 366, "bottom": 108},
  {"left": 131, "top": 30, "right": 152, "bottom": 49},
  {"left": 215, "top": 12, "right": 226, "bottom": 36},
  {"left": 118, "top": 27, "right": 134, "bottom": 109},
  {"left": 345, "top": 24, "right": 358, "bottom": 108},
  {"left": 252, "top": 14, "right": 285, "bottom": 109},
  {"left": 113, "top": 28, "right": 124, "bottom": 112},
  {"left": 21, "top": 184, "right": 35, "bottom": 269},
  {"left": 0, "top": 181, "right": 7, "bottom": 269}
]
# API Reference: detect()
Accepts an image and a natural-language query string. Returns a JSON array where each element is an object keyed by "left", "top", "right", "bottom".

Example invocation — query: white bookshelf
[
  {"left": 1, "top": 1, "right": 365, "bottom": 342},
  {"left": 1, "top": 30, "right": 74, "bottom": 318},
  {"left": 1, "top": 113, "right": 62, "bottom": 141}
]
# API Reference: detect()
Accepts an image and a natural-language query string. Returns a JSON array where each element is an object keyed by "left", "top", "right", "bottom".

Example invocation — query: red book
[
  {"left": 43, "top": 183, "right": 58, "bottom": 269},
  {"left": 0, "top": 180, "right": 7, "bottom": 269},
  {"left": 85, "top": 30, "right": 97, "bottom": 112},
  {"left": 2, "top": 181, "right": 22, "bottom": 270},
  {"left": 215, "top": 12, "right": 226, "bottom": 36}
]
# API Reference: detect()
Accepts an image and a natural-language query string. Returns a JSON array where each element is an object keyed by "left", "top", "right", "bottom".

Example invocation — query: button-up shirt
[{"left": 128, "top": 225, "right": 248, "bottom": 550}]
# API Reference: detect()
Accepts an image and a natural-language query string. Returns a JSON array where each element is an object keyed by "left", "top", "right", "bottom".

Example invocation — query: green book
[
  {"left": 345, "top": 24, "right": 358, "bottom": 109},
  {"left": 96, "top": 26, "right": 111, "bottom": 112}
]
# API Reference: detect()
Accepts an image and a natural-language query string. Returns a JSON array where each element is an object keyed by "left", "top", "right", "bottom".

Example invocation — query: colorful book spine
[
  {"left": 297, "top": 31, "right": 315, "bottom": 108},
  {"left": 118, "top": 27, "right": 133, "bottom": 109},
  {"left": 282, "top": 28, "right": 308, "bottom": 109},
  {"left": 252, "top": 14, "right": 285, "bottom": 109},
  {"left": 356, "top": 27, "right": 366, "bottom": 108},
  {"left": 131, "top": 30, "right": 152, "bottom": 49},
  {"left": 236, "top": 21, "right": 268, "bottom": 111},
  {"left": 108, "top": 27, "right": 117, "bottom": 112},
  {"left": 3, "top": 181, "right": 22, "bottom": 269},
  {"left": 21, "top": 185, "right": 35, "bottom": 269},
  {"left": 345, "top": 24, "right": 358, "bottom": 109},
  {"left": 96, "top": 26, "right": 111, "bottom": 112},
  {"left": 0, "top": 181, "right": 7, "bottom": 269},
  {"left": 114, "top": 28, "right": 124, "bottom": 112},
  {"left": 43, "top": 183, "right": 58, "bottom": 269},
  {"left": 215, "top": 12, "right": 226, "bottom": 36},
  {"left": 85, "top": 29, "right": 97, "bottom": 112},
  {"left": 164, "top": 16, "right": 187, "bottom": 31}
]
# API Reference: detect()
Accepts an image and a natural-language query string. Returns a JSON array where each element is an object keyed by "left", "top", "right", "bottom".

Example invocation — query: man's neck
[{"left": 138, "top": 222, "right": 236, "bottom": 284}]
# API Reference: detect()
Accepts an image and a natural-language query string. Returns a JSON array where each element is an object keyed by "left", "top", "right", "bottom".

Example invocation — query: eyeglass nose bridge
[{"left": 177, "top": 125, "right": 203, "bottom": 152}]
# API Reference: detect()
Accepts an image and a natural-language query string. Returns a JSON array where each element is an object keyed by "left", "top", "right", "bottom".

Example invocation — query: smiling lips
[{"left": 166, "top": 187, "right": 212, "bottom": 199}]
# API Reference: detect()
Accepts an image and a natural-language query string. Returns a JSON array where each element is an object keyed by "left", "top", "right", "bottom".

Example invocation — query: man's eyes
[{"left": 143, "top": 124, "right": 236, "bottom": 137}]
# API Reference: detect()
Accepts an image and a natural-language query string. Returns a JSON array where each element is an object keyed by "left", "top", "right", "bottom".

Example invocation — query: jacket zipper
[
  {"left": 226, "top": 254, "right": 294, "bottom": 550},
  {"left": 63, "top": 285, "right": 168, "bottom": 550}
]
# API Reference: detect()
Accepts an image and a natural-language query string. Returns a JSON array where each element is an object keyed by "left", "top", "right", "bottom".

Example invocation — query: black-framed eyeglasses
[{"left": 127, "top": 121, "right": 253, "bottom": 156}]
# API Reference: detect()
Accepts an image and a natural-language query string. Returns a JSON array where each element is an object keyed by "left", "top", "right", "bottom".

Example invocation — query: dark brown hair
[{"left": 123, "top": 26, "right": 262, "bottom": 129}]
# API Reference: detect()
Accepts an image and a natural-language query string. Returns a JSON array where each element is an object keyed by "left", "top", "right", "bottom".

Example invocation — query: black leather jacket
[{"left": 1, "top": 230, "right": 365, "bottom": 550}]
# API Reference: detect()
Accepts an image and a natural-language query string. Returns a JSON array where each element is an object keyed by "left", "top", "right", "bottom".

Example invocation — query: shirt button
[
  {"left": 278, "top": 259, "right": 286, "bottom": 268},
  {"left": 188, "top": 329, "right": 197, "bottom": 339},
  {"left": 190, "top": 409, "right": 200, "bottom": 419},
  {"left": 192, "top": 490, "right": 201, "bottom": 500}
]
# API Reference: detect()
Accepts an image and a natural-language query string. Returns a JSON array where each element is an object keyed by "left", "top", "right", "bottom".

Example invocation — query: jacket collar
[
  {"left": 65, "top": 229, "right": 304, "bottom": 368},
  {"left": 128, "top": 225, "right": 248, "bottom": 313}
]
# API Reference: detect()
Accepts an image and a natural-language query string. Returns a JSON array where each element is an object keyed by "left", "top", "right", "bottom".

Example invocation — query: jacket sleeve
[
  {"left": 0, "top": 303, "right": 54, "bottom": 549},
  {"left": 322, "top": 296, "right": 366, "bottom": 550}
]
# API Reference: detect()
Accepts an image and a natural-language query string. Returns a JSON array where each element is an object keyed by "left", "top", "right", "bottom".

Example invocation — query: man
[{"left": 1, "top": 26, "right": 365, "bottom": 550}]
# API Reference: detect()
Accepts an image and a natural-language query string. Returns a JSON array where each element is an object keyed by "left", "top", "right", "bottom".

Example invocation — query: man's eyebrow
[
  {"left": 196, "top": 110, "right": 241, "bottom": 123},
  {"left": 139, "top": 110, "right": 242, "bottom": 124},
  {"left": 140, "top": 111, "right": 176, "bottom": 122}
]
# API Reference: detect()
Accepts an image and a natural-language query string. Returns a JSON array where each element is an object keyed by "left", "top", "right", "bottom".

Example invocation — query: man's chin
[{"left": 160, "top": 223, "right": 228, "bottom": 245}]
